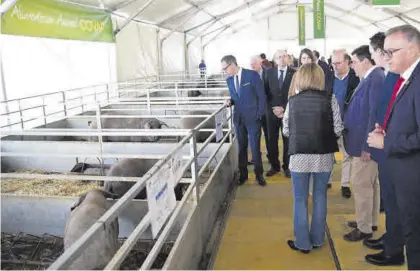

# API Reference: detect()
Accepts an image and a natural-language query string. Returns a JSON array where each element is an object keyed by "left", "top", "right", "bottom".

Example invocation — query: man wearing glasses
[
  {"left": 363, "top": 31, "right": 404, "bottom": 267},
  {"left": 328, "top": 49, "right": 359, "bottom": 198},
  {"left": 367, "top": 25, "right": 420, "bottom": 270},
  {"left": 221, "top": 55, "right": 267, "bottom": 186}
]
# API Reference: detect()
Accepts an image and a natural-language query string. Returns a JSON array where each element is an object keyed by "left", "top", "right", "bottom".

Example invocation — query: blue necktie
[
  {"left": 235, "top": 75, "right": 240, "bottom": 96},
  {"left": 279, "top": 70, "right": 284, "bottom": 89}
]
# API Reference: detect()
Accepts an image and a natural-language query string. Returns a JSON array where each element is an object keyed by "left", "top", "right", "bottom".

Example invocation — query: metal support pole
[
  {"left": 95, "top": 103, "right": 105, "bottom": 176},
  {"left": 61, "top": 91, "right": 67, "bottom": 116},
  {"left": 42, "top": 97, "right": 47, "bottom": 126},
  {"left": 113, "top": 0, "right": 155, "bottom": 35},
  {"left": 184, "top": 32, "right": 189, "bottom": 78},
  {"left": 228, "top": 106, "right": 233, "bottom": 143},
  {"left": 18, "top": 101, "right": 24, "bottom": 130},
  {"left": 146, "top": 90, "right": 151, "bottom": 114}
]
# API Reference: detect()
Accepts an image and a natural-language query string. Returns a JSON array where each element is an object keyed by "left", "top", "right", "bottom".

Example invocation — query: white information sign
[
  {"left": 215, "top": 111, "right": 224, "bottom": 142},
  {"left": 146, "top": 162, "right": 177, "bottom": 238},
  {"left": 170, "top": 151, "right": 183, "bottom": 185}
]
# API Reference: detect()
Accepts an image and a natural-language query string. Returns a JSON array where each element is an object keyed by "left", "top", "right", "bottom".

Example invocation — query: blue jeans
[{"left": 291, "top": 171, "right": 330, "bottom": 250}]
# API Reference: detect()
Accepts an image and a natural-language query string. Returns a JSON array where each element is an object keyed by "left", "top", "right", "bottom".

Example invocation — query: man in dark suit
[
  {"left": 265, "top": 49, "right": 295, "bottom": 178},
  {"left": 221, "top": 55, "right": 267, "bottom": 186},
  {"left": 367, "top": 24, "right": 420, "bottom": 270},
  {"left": 363, "top": 31, "right": 404, "bottom": 267},
  {"left": 314, "top": 50, "right": 334, "bottom": 92}
]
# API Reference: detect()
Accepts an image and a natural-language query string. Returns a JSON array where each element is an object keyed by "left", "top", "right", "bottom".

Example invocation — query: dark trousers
[
  {"left": 235, "top": 116, "right": 263, "bottom": 178},
  {"left": 264, "top": 110, "right": 289, "bottom": 171},
  {"left": 377, "top": 154, "right": 404, "bottom": 257},
  {"left": 387, "top": 157, "right": 420, "bottom": 270}
]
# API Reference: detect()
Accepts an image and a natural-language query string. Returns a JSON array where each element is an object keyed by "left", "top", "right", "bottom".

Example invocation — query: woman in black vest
[{"left": 282, "top": 63, "right": 343, "bottom": 253}]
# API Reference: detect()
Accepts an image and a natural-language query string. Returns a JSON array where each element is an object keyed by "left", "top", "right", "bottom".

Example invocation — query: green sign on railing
[
  {"left": 1, "top": 0, "right": 115, "bottom": 43},
  {"left": 298, "top": 5, "right": 305, "bottom": 46},
  {"left": 372, "top": 0, "right": 400, "bottom": 5},
  {"left": 313, "top": 0, "right": 324, "bottom": 39}
]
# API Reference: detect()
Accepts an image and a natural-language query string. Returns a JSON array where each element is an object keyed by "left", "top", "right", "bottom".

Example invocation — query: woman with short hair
[{"left": 283, "top": 63, "right": 343, "bottom": 253}]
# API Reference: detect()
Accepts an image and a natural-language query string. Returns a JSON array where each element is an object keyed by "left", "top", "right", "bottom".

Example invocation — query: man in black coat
[{"left": 264, "top": 49, "right": 296, "bottom": 178}]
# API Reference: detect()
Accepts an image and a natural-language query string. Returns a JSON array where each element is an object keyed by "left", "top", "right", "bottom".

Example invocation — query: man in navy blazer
[
  {"left": 221, "top": 55, "right": 267, "bottom": 186},
  {"left": 367, "top": 25, "right": 420, "bottom": 270},
  {"left": 343, "top": 45, "right": 385, "bottom": 242},
  {"left": 363, "top": 31, "right": 405, "bottom": 267}
]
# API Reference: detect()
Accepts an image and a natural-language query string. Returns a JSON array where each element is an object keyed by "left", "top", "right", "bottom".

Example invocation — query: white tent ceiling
[{"left": 64, "top": 0, "right": 420, "bottom": 45}]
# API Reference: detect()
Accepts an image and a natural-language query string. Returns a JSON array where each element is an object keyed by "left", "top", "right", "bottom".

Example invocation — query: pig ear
[
  {"left": 143, "top": 121, "right": 151, "bottom": 129},
  {"left": 101, "top": 190, "right": 121, "bottom": 200},
  {"left": 71, "top": 192, "right": 88, "bottom": 211}
]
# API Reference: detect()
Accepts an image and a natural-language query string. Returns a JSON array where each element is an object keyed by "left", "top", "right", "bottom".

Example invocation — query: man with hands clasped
[
  {"left": 264, "top": 49, "right": 296, "bottom": 178},
  {"left": 367, "top": 25, "right": 420, "bottom": 270},
  {"left": 221, "top": 55, "right": 267, "bottom": 187}
]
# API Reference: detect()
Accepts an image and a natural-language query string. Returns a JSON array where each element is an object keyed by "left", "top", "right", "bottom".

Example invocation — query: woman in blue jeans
[{"left": 282, "top": 63, "right": 343, "bottom": 253}]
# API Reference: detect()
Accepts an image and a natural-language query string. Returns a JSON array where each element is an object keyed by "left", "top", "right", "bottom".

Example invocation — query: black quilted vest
[{"left": 288, "top": 89, "right": 339, "bottom": 155}]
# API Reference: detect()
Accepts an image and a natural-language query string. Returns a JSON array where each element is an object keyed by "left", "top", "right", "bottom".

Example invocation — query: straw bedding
[{"left": 1, "top": 170, "right": 100, "bottom": 196}]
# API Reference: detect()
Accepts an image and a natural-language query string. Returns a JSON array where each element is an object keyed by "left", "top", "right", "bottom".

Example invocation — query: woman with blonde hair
[{"left": 283, "top": 63, "right": 343, "bottom": 253}]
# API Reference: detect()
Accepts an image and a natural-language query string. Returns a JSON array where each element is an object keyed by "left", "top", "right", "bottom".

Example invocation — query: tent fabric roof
[{"left": 65, "top": 0, "right": 420, "bottom": 44}]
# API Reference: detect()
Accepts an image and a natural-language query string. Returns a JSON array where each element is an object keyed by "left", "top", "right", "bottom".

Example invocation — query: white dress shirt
[
  {"left": 398, "top": 57, "right": 420, "bottom": 95},
  {"left": 235, "top": 67, "right": 243, "bottom": 91},
  {"left": 278, "top": 65, "right": 288, "bottom": 81}
]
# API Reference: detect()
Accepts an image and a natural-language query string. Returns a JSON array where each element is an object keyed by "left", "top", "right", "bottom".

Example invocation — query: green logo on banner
[
  {"left": 372, "top": 0, "right": 400, "bottom": 5},
  {"left": 298, "top": 5, "right": 305, "bottom": 45},
  {"left": 313, "top": 0, "right": 324, "bottom": 39},
  {"left": 1, "top": 0, "right": 115, "bottom": 43}
]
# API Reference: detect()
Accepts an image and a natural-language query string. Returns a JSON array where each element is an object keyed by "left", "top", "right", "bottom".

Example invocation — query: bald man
[
  {"left": 326, "top": 49, "right": 360, "bottom": 198},
  {"left": 264, "top": 49, "right": 296, "bottom": 178}
]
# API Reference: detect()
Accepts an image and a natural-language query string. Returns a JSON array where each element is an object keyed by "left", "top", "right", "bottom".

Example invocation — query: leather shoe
[
  {"left": 344, "top": 228, "right": 372, "bottom": 242},
  {"left": 363, "top": 236, "right": 384, "bottom": 250},
  {"left": 238, "top": 177, "right": 248, "bottom": 185},
  {"left": 341, "top": 186, "right": 351, "bottom": 198},
  {"left": 287, "top": 240, "right": 310, "bottom": 254},
  {"left": 256, "top": 176, "right": 266, "bottom": 186},
  {"left": 348, "top": 220, "right": 377, "bottom": 231},
  {"left": 365, "top": 251, "right": 405, "bottom": 266},
  {"left": 283, "top": 169, "right": 291, "bottom": 178},
  {"left": 266, "top": 168, "right": 280, "bottom": 177}
]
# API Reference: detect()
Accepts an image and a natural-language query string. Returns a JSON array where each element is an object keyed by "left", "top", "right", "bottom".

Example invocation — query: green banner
[
  {"left": 372, "top": 0, "right": 400, "bottom": 5},
  {"left": 1, "top": 0, "right": 115, "bottom": 43},
  {"left": 313, "top": 0, "right": 324, "bottom": 39},
  {"left": 298, "top": 5, "right": 305, "bottom": 46}
]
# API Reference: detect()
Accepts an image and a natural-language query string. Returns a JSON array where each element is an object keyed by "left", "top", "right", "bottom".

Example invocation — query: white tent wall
[
  {"left": 187, "top": 37, "right": 201, "bottom": 75},
  {"left": 204, "top": 9, "right": 383, "bottom": 74},
  {"left": 159, "top": 29, "right": 185, "bottom": 75},
  {"left": 0, "top": 34, "right": 116, "bottom": 101},
  {"left": 115, "top": 20, "right": 159, "bottom": 81}
]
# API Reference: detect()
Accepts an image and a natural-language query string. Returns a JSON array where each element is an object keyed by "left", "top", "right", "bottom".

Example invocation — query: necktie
[
  {"left": 279, "top": 70, "right": 284, "bottom": 89},
  {"left": 383, "top": 77, "right": 405, "bottom": 131},
  {"left": 235, "top": 75, "right": 240, "bottom": 96}
]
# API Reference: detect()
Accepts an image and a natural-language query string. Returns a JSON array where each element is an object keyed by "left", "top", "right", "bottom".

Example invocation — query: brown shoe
[
  {"left": 348, "top": 221, "right": 378, "bottom": 231},
  {"left": 344, "top": 228, "right": 372, "bottom": 242}
]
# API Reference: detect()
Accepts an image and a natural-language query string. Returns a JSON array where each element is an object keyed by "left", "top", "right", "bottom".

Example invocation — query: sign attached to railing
[
  {"left": 146, "top": 162, "right": 177, "bottom": 238},
  {"left": 215, "top": 111, "right": 224, "bottom": 142},
  {"left": 170, "top": 152, "right": 183, "bottom": 186},
  {"left": 1, "top": 0, "right": 115, "bottom": 43}
]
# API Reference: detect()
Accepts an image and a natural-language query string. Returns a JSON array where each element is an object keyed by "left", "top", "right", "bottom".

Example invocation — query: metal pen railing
[{"left": 1, "top": 104, "right": 234, "bottom": 270}]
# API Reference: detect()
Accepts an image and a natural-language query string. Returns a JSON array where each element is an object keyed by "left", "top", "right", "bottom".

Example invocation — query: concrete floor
[{"left": 213, "top": 140, "right": 407, "bottom": 270}]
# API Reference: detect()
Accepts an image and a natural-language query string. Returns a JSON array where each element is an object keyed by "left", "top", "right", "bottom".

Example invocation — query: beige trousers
[
  {"left": 328, "top": 137, "right": 351, "bottom": 187},
  {"left": 349, "top": 157, "right": 380, "bottom": 234}
]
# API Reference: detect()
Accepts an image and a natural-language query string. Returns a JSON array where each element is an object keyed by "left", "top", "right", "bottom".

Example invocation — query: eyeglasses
[
  {"left": 381, "top": 48, "right": 403, "bottom": 58},
  {"left": 222, "top": 63, "right": 231, "bottom": 71}
]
